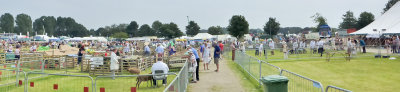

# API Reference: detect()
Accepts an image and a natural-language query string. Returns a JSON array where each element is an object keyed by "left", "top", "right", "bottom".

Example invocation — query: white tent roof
[
  {"left": 351, "top": 2, "right": 400, "bottom": 34},
  {"left": 191, "top": 33, "right": 214, "bottom": 39}
]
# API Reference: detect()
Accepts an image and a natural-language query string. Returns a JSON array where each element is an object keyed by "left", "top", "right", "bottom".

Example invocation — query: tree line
[{"left": 0, "top": 0, "right": 397, "bottom": 39}]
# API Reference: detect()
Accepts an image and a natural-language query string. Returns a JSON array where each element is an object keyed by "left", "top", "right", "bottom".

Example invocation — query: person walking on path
[{"left": 213, "top": 43, "right": 221, "bottom": 72}]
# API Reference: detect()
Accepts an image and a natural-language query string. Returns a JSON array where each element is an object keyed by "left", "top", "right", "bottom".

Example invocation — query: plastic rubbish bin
[{"left": 260, "top": 75, "right": 289, "bottom": 92}]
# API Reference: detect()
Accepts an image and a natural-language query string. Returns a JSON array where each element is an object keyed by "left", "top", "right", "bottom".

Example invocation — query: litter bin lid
[{"left": 261, "top": 75, "right": 288, "bottom": 83}]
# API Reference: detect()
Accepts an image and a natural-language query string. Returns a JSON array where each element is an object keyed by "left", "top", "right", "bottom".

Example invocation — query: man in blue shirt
[
  {"left": 214, "top": 43, "right": 221, "bottom": 72},
  {"left": 359, "top": 38, "right": 366, "bottom": 53},
  {"left": 144, "top": 45, "right": 151, "bottom": 56},
  {"left": 189, "top": 46, "right": 200, "bottom": 81},
  {"left": 155, "top": 44, "right": 164, "bottom": 57}
]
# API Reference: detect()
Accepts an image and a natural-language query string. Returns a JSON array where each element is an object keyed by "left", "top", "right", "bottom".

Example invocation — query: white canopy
[
  {"left": 351, "top": 2, "right": 400, "bottom": 34},
  {"left": 191, "top": 33, "right": 214, "bottom": 40},
  {"left": 68, "top": 37, "right": 108, "bottom": 42}
]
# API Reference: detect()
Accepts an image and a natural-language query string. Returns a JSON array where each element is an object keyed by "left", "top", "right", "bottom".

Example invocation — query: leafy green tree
[
  {"left": 263, "top": 17, "right": 280, "bottom": 38},
  {"left": 152, "top": 20, "right": 163, "bottom": 37},
  {"left": 97, "top": 27, "right": 109, "bottom": 36},
  {"left": 357, "top": 12, "right": 375, "bottom": 29},
  {"left": 159, "top": 22, "right": 183, "bottom": 39},
  {"left": 44, "top": 16, "right": 57, "bottom": 36},
  {"left": 15, "top": 14, "right": 33, "bottom": 35},
  {"left": 227, "top": 15, "right": 249, "bottom": 39},
  {"left": 207, "top": 26, "right": 224, "bottom": 35},
  {"left": 383, "top": 0, "right": 400, "bottom": 13},
  {"left": 126, "top": 21, "right": 139, "bottom": 37},
  {"left": 139, "top": 24, "right": 156, "bottom": 36},
  {"left": 112, "top": 32, "right": 129, "bottom": 39},
  {"left": 33, "top": 17, "right": 45, "bottom": 35},
  {"left": 339, "top": 11, "right": 358, "bottom": 29},
  {"left": 0, "top": 13, "right": 14, "bottom": 33},
  {"left": 311, "top": 13, "right": 328, "bottom": 32},
  {"left": 185, "top": 21, "right": 200, "bottom": 36},
  {"left": 69, "top": 23, "right": 89, "bottom": 37}
]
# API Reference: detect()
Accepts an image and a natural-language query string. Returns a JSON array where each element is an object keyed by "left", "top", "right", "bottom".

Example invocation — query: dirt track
[{"left": 188, "top": 58, "right": 245, "bottom": 92}]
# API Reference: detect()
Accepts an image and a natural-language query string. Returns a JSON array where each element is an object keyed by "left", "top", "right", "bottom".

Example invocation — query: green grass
[
  {"left": 242, "top": 50, "right": 400, "bottom": 92},
  {"left": 0, "top": 67, "right": 180, "bottom": 92},
  {"left": 224, "top": 52, "right": 263, "bottom": 92}
]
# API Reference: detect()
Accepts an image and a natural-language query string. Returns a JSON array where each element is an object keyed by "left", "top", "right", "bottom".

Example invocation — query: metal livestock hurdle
[
  {"left": 325, "top": 85, "right": 352, "bottom": 92},
  {"left": 94, "top": 73, "right": 176, "bottom": 92},
  {"left": 279, "top": 69, "right": 324, "bottom": 92},
  {"left": 25, "top": 72, "right": 94, "bottom": 92},
  {"left": 163, "top": 61, "right": 189, "bottom": 92},
  {"left": 0, "top": 69, "right": 26, "bottom": 92}
]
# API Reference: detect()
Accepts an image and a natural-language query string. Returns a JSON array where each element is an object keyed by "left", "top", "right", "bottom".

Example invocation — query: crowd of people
[{"left": 234, "top": 35, "right": 400, "bottom": 59}]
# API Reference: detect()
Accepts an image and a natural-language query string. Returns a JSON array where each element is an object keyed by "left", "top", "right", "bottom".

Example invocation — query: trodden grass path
[{"left": 188, "top": 57, "right": 245, "bottom": 92}]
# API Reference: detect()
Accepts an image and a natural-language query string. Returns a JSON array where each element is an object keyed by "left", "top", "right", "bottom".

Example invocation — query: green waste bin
[{"left": 260, "top": 75, "right": 289, "bottom": 92}]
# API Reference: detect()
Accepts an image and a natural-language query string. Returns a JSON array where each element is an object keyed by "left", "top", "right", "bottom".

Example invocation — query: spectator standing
[
  {"left": 155, "top": 44, "right": 165, "bottom": 57},
  {"left": 282, "top": 41, "right": 288, "bottom": 59},
  {"left": 293, "top": 40, "right": 298, "bottom": 54},
  {"left": 202, "top": 43, "right": 211, "bottom": 70},
  {"left": 78, "top": 45, "right": 85, "bottom": 65},
  {"left": 189, "top": 46, "right": 200, "bottom": 81},
  {"left": 213, "top": 43, "right": 221, "bottom": 72},
  {"left": 144, "top": 45, "right": 151, "bottom": 56},
  {"left": 110, "top": 49, "right": 120, "bottom": 80},
  {"left": 360, "top": 38, "right": 366, "bottom": 53},
  {"left": 317, "top": 39, "right": 324, "bottom": 57},
  {"left": 15, "top": 45, "right": 20, "bottom": 60},
  {"left": 269, "top": 40, "right": 275, "bottom": 55},
  {"left": 219, "top": 41, "right": 224, "bottom": 57},
  {"left": 310, "top": 40, "right": 316, "bottom": 54}
]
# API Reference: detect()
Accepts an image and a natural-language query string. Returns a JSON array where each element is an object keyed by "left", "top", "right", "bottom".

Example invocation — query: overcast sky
[{"left": 0, "top": 0, "right": 388, "bottom": 31}]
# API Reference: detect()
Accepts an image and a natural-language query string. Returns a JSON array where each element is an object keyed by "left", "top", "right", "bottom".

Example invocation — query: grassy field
[
  {"left": 0, "top": 67, "right": 180, "bottom": 92},
  {"left": 224, "top": 53, "right": 263, "bottom": 92},
  {"left": 240, "top": 49, "right": 400, "bottom": 92}
]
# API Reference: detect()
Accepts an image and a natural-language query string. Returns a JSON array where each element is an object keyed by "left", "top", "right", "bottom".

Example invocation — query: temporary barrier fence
[
  {"left": 279, "top": 69, "right": 324, "bottom": 92},
  {"left": 94, "top": 73, "right": 176, "bottom": 92},
  {"left": 0, "top": 69, "right": 26, "bottom": 92},
  {"left": 25, "top": 72, "right": 94, "bottom": 92},
  {"left": 164, "top": 60, "right": 189, "bottom": 92},
  {"left": 225, "top": 45, "right": 352, "bottom": 92},
  {"left": 325, "top": 85, "right": 352, "bottom": 92}
]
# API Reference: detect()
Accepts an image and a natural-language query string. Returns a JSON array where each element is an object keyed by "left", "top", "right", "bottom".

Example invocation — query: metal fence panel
[
  {"left": 164, "top": 61, "right": 189, "bottom": 92},
  {"left": 26, "top": 72, "right": 94, "bottom": 92},
  {"left": 325, "top": 85, "right": 352, "bottom": 92},
  {"left": 0, "top": 69, "right": 26, "bottom": 92},
  {"left": 280, "top": 69, "right": 324, "bottom": 92}
]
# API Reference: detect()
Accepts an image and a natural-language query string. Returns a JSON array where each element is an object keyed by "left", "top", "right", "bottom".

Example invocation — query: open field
[{"left": 242, "top": 49, "right": 400, "bottom": 92}]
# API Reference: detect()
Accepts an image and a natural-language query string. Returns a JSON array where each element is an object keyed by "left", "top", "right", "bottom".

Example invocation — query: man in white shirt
[
  {"left": 151, "top": 58, "right": 169, "bottom": 85},
  {"left": 317, "top": 39, "right": 324, "bottom": 57},
  {"left": 269, "top": 40, "right": 275, "bottom": 55},
  {"left": 293, "top": 40, "right": 298, "bottom": 54},
  {"left": 310, "top": 40, "right": 316, "bottom": 54}
]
